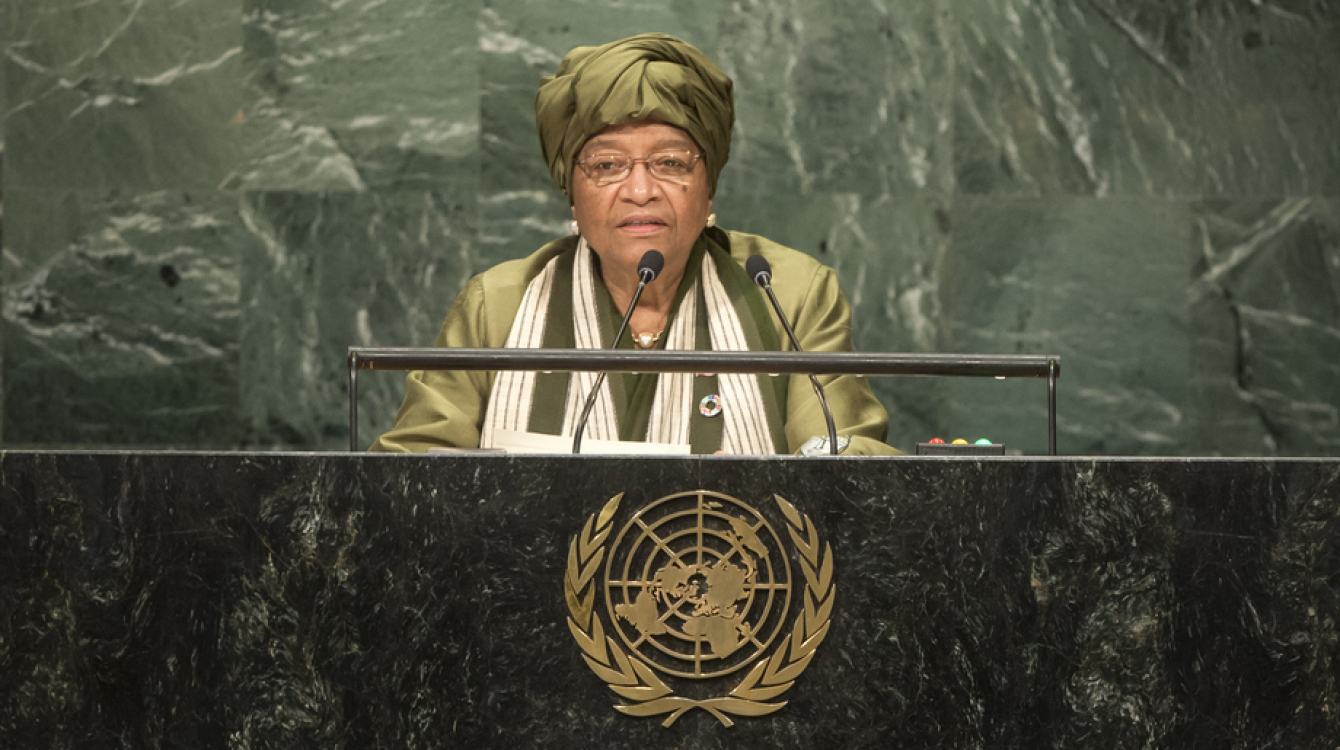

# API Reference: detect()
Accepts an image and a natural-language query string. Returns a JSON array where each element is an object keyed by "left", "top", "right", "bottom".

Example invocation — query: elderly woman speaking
[{"left": 374, "top": 33, "right": 894, "bottom": 455}]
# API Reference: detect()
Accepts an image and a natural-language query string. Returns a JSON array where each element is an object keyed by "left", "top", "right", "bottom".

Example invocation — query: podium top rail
[
  {"left": 347, "top": 347, "right": 1061, "bottom": 379},
  {"left": 346, "top": 348, "right": 1061, "bottom": 455}
]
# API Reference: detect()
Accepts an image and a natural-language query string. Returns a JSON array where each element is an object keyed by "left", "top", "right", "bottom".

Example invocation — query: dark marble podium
[{"left": 3, "top": 452, "right": 1337, "bottom": 748}]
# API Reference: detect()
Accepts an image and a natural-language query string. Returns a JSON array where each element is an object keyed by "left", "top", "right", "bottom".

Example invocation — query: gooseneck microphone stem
[
  {"left": 570, "top": 281, "right": 645, "bottom": 453},
  {"left": 572, "top": 250, "right": 664, "bottom": 454},
  {"left": 748, "top": 256, "right": 840, "bottom": 456}
]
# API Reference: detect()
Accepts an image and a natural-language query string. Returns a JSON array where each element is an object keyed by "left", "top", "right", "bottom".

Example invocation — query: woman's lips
[{"left": 618, "top": 217, "right": 667, "bottom": 234}]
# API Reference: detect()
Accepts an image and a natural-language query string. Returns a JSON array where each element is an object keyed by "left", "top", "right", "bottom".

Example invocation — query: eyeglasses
[{"left": 575, "top": 150, "right": 703, "bottom": 186}]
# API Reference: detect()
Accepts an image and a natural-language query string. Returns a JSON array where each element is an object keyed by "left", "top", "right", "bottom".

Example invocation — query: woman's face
[{"left": 570, "top": 121, "right": 713, "bottom": 278}]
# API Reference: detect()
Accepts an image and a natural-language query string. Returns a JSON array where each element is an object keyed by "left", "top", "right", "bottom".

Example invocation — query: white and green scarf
[{"left": 480, "top": 236, "right": 786, "bottom": 454}]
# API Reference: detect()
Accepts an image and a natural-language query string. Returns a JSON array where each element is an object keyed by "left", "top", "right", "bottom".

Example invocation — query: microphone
[
  {"left": 746, "top": 255, "right": 840, "bottom": 456},
  {"left": 572, "top": 250, "right": 664, "bottom": 453}
]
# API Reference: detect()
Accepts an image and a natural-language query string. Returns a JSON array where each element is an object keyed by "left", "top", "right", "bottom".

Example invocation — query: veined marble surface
[
  {"left": 2, "top": 0, "right": 1337, "bottom": 454},
  {"left": 3, "top": 453, "right": 1338, "bottom": 746}
]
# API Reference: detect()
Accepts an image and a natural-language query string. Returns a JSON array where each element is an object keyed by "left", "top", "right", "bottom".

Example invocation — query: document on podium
[{"left": 488, "top": 428, "right": 691, "bottom": 455}]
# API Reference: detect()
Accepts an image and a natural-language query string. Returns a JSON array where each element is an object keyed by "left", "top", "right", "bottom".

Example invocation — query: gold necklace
[{"left": 633, "top": 329, "right": 663, "bottom": 349}]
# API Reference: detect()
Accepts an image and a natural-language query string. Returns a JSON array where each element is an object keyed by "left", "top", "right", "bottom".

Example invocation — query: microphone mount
[
  {"left": 571, "top": 250, "right": 664, "bottom": 454},
  {"left": 747, "top": 255, "right": 841, "bottom": 456}
]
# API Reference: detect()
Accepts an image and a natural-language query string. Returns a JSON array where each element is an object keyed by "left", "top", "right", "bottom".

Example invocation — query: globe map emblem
[{"left": 604, "top": 491, "right": 793, "bottom": 679}]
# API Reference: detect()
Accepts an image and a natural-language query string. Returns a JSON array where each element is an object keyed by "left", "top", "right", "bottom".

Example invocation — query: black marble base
[{"left": 2, "top": 453, "right": 1337, "bottom": 748}]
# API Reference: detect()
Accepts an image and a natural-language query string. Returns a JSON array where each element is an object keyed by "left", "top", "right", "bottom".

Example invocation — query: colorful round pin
[{"left": 699, "top": 394, "right": 723, "bottom": 417}]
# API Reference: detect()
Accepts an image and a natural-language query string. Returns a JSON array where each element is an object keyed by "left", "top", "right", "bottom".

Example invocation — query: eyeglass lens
[{"left": 580, "top": 152, "right": 700, "bottom": 185}]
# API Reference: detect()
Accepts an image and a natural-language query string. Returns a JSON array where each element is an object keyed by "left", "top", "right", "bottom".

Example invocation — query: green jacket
[{"left": 372, "top": 229, "right": 897, "bottom": 455}]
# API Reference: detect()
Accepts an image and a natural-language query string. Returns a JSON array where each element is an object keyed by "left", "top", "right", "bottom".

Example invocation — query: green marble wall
[{"left": 2, "top": 0, "right": 1337, "bottom": 455}]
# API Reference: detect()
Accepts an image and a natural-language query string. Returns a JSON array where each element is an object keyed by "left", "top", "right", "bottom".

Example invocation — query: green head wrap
[{"left": 535, "top": 33, "right": 734, "bottom": 198}]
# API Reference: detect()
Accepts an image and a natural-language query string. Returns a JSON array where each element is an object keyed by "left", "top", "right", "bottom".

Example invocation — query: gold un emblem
[{"left": 564, "top": 490, "right": 835, "bottom": 727}]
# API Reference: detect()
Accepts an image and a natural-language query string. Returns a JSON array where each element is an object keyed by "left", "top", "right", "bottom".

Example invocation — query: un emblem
[{"left": 564, "top": 491, "right": 835, "bottom": 727}]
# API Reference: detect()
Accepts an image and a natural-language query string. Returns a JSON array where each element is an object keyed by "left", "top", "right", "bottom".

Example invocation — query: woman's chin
[
  {"left": 605, "top": 237, "right": 673, "bottom": 259},
  {"left": 588, "top": 229, "right": 695, "bottom": 274}
]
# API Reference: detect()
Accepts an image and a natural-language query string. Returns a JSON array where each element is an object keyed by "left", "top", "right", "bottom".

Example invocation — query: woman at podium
[{"left": 373, "top": 33, "right": 894, "bottom": 456}]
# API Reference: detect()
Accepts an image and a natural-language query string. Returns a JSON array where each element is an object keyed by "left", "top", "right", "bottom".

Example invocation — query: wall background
[{"left": 1, "top": 0, "right": 1336, "bottom": 455}]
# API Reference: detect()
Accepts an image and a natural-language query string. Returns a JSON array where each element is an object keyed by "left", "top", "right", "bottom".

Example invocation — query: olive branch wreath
[{"left": 563, "top": 492, "right": 835, "bottom": 728}]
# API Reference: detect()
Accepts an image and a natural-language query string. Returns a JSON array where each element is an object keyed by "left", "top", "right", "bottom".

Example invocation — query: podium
[{"left": 3, "top": 451, "right": 1338, "bottom": 747}]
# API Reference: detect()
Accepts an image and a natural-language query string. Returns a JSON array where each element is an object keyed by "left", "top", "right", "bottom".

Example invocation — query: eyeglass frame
[{"left": 573, "top": 150, "right": 705, "bottom": 186}]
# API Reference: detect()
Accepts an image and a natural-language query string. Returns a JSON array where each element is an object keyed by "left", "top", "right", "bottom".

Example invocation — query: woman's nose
[{"left": 621, "top": 161, "right": 658, "bottom": 200}]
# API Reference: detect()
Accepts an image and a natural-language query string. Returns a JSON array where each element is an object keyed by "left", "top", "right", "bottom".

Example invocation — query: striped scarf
[{"left": 480, "top": 238, "right": 780, "bottom": 454}]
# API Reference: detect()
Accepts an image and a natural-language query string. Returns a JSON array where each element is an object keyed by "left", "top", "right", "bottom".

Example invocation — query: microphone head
[
  {"left": 746, "top": 254, "right": 772, "bottom": 287},
  {"left": 638, "top": 250, "right": 664, "bottom": 282}
]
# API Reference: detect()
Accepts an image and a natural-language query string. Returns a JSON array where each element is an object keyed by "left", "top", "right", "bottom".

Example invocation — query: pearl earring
[
  {"left": 705, "top": 213, "right": 717, "bottom": 228},
  {"left": 569, "top": 219, "right": 580, "bottom": 236}
]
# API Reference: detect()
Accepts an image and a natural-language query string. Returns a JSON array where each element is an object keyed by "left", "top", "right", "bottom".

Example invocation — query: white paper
[{"left": 491, "top": 428, "right": 691, "bottom": 455}]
